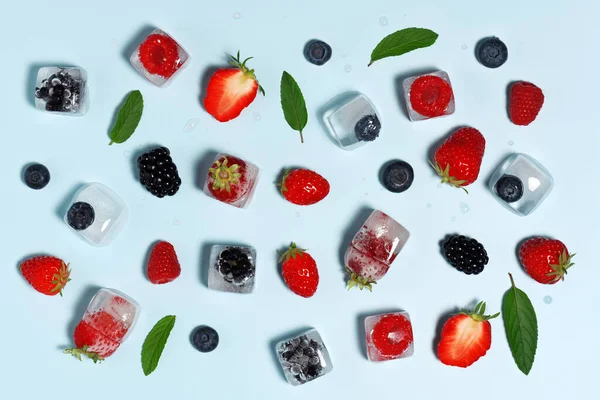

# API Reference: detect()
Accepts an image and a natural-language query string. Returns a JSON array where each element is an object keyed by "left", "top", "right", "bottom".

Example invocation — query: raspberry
[
  {"left": 409, "top": 75, "right": 453, "bottom": 118},
  {"left": 138, "top": 34, "right": 182, "bottom": 78},
  {"left": 372, "top": 314, "right": 413, "bottom": 358}
]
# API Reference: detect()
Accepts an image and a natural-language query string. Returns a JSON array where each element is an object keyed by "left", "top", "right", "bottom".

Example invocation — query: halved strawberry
[
  {"left": 437, "top": 301, "right": 499, "bottom": 368},
  {"left": 204, "top": 51, "right": 265, "bottom": 122}
]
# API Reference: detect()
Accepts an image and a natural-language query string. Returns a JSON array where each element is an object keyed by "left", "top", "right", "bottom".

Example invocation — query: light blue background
[{"left": 2, "top": 0, "right": 598, "bottom": 398}]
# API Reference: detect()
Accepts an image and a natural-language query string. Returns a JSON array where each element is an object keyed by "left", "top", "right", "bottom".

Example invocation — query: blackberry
[
  {"left": 24, "top": 163, "right": 50, "bottom": 190},
  {"left": 304, "top": 39, "right": 332, "bottom": 66},
  {"left": 137, "top": 147, "right": 182, "bottom": 198},
  {"left": 476, "top": 37, "right": 508, "bottom": 69},
  {"left": 382, "top": 160, "right": 414, "bottom": 193},
  {"left": 495, "top": 175, "right": 523, "bottom": 203},
  {"left": 67, "top": 202, "right": 95, "bottom": 230},
  {"left": 354, "top": 114, "right": 381, "bottom": 142},
  {"left": 216, "top": 247, "right": 255, "bottom": 286},
  {"left": 442, "top": 235, "right": 489, "bottom": 275},
  {"left": 35, "top": 69, "right": 82, "bottom": 113},
  {"left": 192, "top": 326, "right": 219, "bottom": 353},
  {"left": 280, "top": 336, "right": 324, "bottom": 384}
]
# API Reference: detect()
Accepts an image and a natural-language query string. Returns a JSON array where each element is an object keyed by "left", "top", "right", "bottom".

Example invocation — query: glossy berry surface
[
  {"left": 19, "top": 255, "right": 71, "bottom": 296},
  {"left": 137, "top": 147, "right": 182, "bottom": 198},
  {"left": 138, "top": 33, "right": 182, "bottom": 78},
  {"left": 476, "top": 37, "right": 508, "bottom": 68},
  {"left": 217, "top": 247, "right": 255, "bottom": 286},
  {"left": 280, "top": 243, "right": 319, "bottom": 298},
  {"left": 519, "top": 237, "right": 575, "bottom": 284},
  {"left": 304, "top": 40, "right": 332, "bottom": 66},
  {"left": 371, "top": 314, "right": 414, "bottom": 359},
  {"left": 24, "top": 163, "right": 50, "bottom": 190},
  {"left": 509, "top": 81, "right": 545, "bottom": 126},
  {"left": 147, "top": 241, "right": 181, "bottom": 284},
  {"left": 409, "top": 75, "right": 453, "bottom": 118},
  {"left": 354, "top": 115, "right": 381, "bottom": 142},
  {"left": 382, "top": 160, "right": 414, "bottom": 193},
  {"left": 495, "top": 174, "right": 524, "bottom": 203},
  {"left": 280, "top": 169, "right": 330, "bottom": 206},
  {"left": 192, "top": 326, "right": 219, "bottom": 353},
  {"left": 67, "top": 202, "right": 95, "bottom": 231},
  {"left": 443, "top": 235, "right": 489, "bottom": 275}
]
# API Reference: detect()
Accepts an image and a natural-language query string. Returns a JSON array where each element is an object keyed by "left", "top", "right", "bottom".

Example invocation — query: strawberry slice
[
  {"left": 204, "top": 51, "right": 265, "bottom": 122},
  {"left": 437, "top": 301, "right": 499, "bottom": 368}
]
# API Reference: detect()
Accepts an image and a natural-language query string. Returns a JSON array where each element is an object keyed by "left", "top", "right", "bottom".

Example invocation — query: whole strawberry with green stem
[
  {"left": 430, "top": 127, "right": 486, "bottom": 192},
  {"left": 519, "top": 237, "right": 575, "bottom": 284},
  {"left": 19, "top": 255, "right": 71, "bottom": 296},
  {"left": 279, "top": 243, "right": 319, "bottom": 298},
  {"left": 279, "top": 168, "right": 330, "bottom": 206}
]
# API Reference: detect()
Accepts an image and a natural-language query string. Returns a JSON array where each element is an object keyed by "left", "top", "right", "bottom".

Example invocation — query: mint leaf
[
  {"left": 502, "top": 274, "right": 538, "bottom": 375},
  {"left": 280, "top": 71, "right": 308, "bottom": 143},
  {"left": 141, "top": 315, "right": 176, "bottom": 376},
  {"left": 109, "top": 90, "right": 144, "bottom": 145},
  {"left": 369, "top": 28, "right": 438, "bottom": 66}
]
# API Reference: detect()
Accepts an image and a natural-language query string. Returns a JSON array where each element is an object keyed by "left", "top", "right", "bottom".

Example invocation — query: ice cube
[
  {"left": 129, "top": 29, "right": 190, "bottom": 87},
  {"left": 275, "top": 329, "right": 333, "bottom": 386},
  {"left": 63, "top": 183, "right": 128, "bottom": 247},
  {"left": 82, "top": 288, "right": 140, "bottom": 343},
  {"left": 203, "top": 153, "right": 260, "bottom": 209},
  {"left": 365, "top": 311, "right": 414, "bottom": 362},
  {"left": 402, "top": 70, "right": 455, "bottom": 121},
  {"left": 488, "top": 153, "right": 553, "bottom": 216},
  {"left": 351, "top": 210, "right": 410, "bottom": 265},
  {"left": 208, "top": 245, "right": 256, "bottom": 294},
  {"left": 322, "top": 93, "right": 382, "bottom": 150},
  {"left": 34, "top": 67, "right": 88, "bottom": 116}
]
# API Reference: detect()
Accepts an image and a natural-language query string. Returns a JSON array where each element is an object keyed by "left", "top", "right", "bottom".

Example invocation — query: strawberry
[
  {"left": 437, "top": 301, "right": 499, "bottom": 368},
  {"left": 64, "top": 313, "right": 123, "bottom": 363},
  {"left": 204, "top": 51, "right": 265, "bottom": 122},
  {"left": 509, "top": 81, "right": 544, "bottom": 126},
  {"left": 147, "top": 241, "right": 181, "bottom": 284},
  {"left": 280, "top": 243, "right": 319, "bottom": 298},
  {"left": 431, "top": 127, "right": 486, "bottom": 191},
  {"left": 19, "top": 255, "right": 71, "bottom": 296},
  {"left": 519, "top": 237, "right": 575, "bottom": 284},
  {"left": 280, "top": 168, "right": 330, "bottom": 206},
  {"left": 345, "top": 246, "right": 389, "bottom": 291},
  {"left": 207, "top": 155, "right": 255, "bottom": 204}
]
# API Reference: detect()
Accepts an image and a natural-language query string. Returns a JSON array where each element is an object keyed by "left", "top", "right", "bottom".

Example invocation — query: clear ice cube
[
  {"left": 275, "top": 328, "right": 333, "bottom": 386},
  {"left": 83, "top": 288, "right": 140, "bottom": 343},
  {"left": 365, "top": 311, "right": 414, "bottom": 362},
  {"left": 488, "top": 153, "right": 553, "bottom": 216},
  {"left": 129, "top": 28, "right": 190, "bottom": 87},
  {"left": 63, "top": 183, "right": 128, "bottom": 247},
  {"left": 203, "top": 153, "right": 260, "bottom": 209},
  {"left": 34, "top": 67, "right": 89, "bottom": 116},
  {"left": 322, "top": 93, "right": 381, "bottom": 150},
  {"left": 208, "top": 245, "right": 256, "bottom": 294},
  {"left": 402, "top": 70, "right": 455, "bottom": 121}
]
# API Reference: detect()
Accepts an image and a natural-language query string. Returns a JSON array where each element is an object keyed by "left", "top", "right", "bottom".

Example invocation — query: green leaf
[
  {"left": 141, "top": 315, "right": 176, "bottom": 376},
  {"left": 109, "top": 90, "right": 144, "bottom": 145},
  {"left": 280, "top": 71, "right": 308, "bottom": 143},
  {"left": 502, "top": 274, "right": 538, "bottom": 375},
  {"left": 368, "top": 27, "right": 439, "bottom": 66}
]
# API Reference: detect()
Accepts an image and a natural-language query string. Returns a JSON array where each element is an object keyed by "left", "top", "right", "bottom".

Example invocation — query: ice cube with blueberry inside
[
  {"left": 63, "top": 183, "right": 128, "bottom": 247},
  {"left": 488, "top": 153, "right": 553, "bottom": 216},
  {"left": 322, "top": 93, "right": 382, "bottom": 150},
  {"left": 203, "top": 153, "right": 260, "bottom": 209},
  {"left": 365, "top": 311, "right": 414, "bottom": 362},
  {"left": 275, "top": 329, "right": 333, "bottom": 386},
  {"left": 402, "top": 71, "right": 455, "bottom": 121},
  {"left": 208, "top": 245, "right": 256, "bottom": 293},
  {"left": 129, "top": 28, "right": 190, "bottom": 87},
  {"left": 34, "top": 67, "right": 88, "bottom": 115}
]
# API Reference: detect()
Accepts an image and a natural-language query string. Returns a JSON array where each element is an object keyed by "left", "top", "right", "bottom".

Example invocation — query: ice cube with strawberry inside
[
  {"left": 403, "top": 71, "right": 455, "bottom": 121},
  {"left": 203, "top": 153, "right": 260, "bottom": 208},
  {"left": 130, "top": 28, "right": 189, "bottom": 87},
  {"left": 365, "top": 312, "right": 414, "bottom": 362}
]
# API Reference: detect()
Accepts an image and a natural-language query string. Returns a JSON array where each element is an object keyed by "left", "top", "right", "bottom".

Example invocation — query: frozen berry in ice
[
  {"left": 354, "top": 115, "right": 381, "bottom": 142},
  {"left": 192, "top": 326, "right": 219, "bottom": 353},
  {"left": 67, "top": 202, "right": 95, "bottom": 231},
  {"left": 216, "top": 247, "right": 255, "bottom": 286},
  {"left": 371, "top": 314, "right": 414, "bottom": 359},
  {"left": 410, "top": 75, "right": 453, "bottom": 118},
  {"left": 304, "top": 39, "right": 332, "bottom": 66},
  {"left": 442, "top": 235, "right": 489, "bottom": 275},
  {"left": 138, "top": 33, "right": 182, "bottom": 78},
  {"left": 137, "top": 146, "right": 182, "bottom": 198},
  {"left": 476, "top": 37, "right": 508, "bottom": 68},
  {"left": 495, "top": 174, "right": 523, "bottom": 203},
  {"left": 24, "top": 163, "right": 50, "bottom": 190},
  {"left": 382, "top": 160, "right": 414, "bottom": 193}
]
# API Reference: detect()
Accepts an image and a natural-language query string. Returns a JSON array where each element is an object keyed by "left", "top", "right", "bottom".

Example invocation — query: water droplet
[
  {"left": 141, "top": 196, "right": 146, "bottom": 201},
  {"left": 461, "top": 44, "right": 467, "bottom": 50},
  {"left": 183, "top": 118, "right": 200, "bottom": 133},
  {"left": 232, "top": 12, "right": 241, "bottom": 19},
  {"left": 508, "top": 140, "right": 514, "bottom": 146},
  {"left": 295, "top": 212, "right": 300, "bottom": 218},
  {"left": 437, "top": 183, "right": 443, "bottom": 189},
  {"left": 341, "top": 53, "right": 348, "bottom": 59},
  {"left": 460, "top": 202, "right": 470, "bottom": 214},
  {"left": 344, "top": 65, "right": 352, "bottom": 73},
  {"left": 451, "top": 216, "right": 457, "bottom": 222},
  {"left": 172, "top": 219, "right": 180, "bottom": 226},
  {"left": 378, "top": 16, "right": 388, "bottom": 26},
  {"left": 252, "top": 112, "right": 261, "bottom": 121},
  {"left": 122, "top": 150, "right": 131, "bottom": 158},
  {"left": 364, "top": 192, "right": 368, "bottom": 196},
  {"left": 544, "top": 295, "right": 553, "bottom": 304},
  {"left": 426, "top": 203, "right": 432, "bottom": 208}
]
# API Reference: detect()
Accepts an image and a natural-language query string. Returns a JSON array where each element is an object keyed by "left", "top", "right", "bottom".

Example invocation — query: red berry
[
  {"left": 280, "top": 243, "right": 319, "bottom": 298},
  {"left": 19, "top": 255, "right": 71, "bottom": 296},
  {"left": 509, "top": 81, "right": 545, "bottom": 126},
  {"left": 519, "top": 237, "right": 575, "bottom": 284},
  {"left": 147, "top": 241, "right": 181, "bottom": 284},
  {"left": 371, "top": 314, "right": 414, "bottom": 359},
  {"left": 207, "top": 155, "right": 252, "bottom": 204},
  {"left": 138, "top": 33, "right": 183, "bottom": 78},
  {"left": 280, "top": 169, "right": 330, "bottom": 206},
  {"left": 410, "top": 75, "right": 453, "bottom": 117}
]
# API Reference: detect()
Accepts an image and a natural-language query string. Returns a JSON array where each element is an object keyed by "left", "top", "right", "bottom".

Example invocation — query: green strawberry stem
[
  {"left": 50, "top": 261, "right": 71, "bottom": 297},
  {"left": 546, "top": 251, "right": 575, "bottom": 282},
  {"left": 64, "top": 345, "right": 104, "bottom": 364},
  {"left": 279, "top": 242, "right": 307, "bottom": 263},
  {"left": 208, "top": 157, "right": 242, "bottom": 193},
  {"left": 429, "top": 160, "right": 469, "bottom": 194},
  {"left": 462, "top": 300, "right": 500, "bottom": 321},
  {"left": 228, "top": 51, "right": 265, "bottom": 96},
  {"left": 346, "top": 267, "right": 377, "bottom": 292}
]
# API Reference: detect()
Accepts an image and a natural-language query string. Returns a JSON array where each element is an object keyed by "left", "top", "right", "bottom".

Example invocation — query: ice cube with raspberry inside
[
  {"left": 275, "top": 329, "right": 333, "bottom": 386},
  {"left": 402, "top": 71, "right": 455, "bottom": 121},
  {"left": 34, "top": 67, "right": 88, "bottom": 115},
  {"left": 365, "top": 312, "right": 414, "bottom": 362},
  {"left": 208, "top": 245, "right": 257, "bottom": 294},
  {"left": 129, "top": 28, "right": 190, "bottom": 87}
]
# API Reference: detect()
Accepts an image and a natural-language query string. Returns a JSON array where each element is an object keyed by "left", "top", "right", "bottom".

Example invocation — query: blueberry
[
  {"left": 304, "top": 39, "right": 332, "bottom": 66},
  {"left": 382, "top": 160, "right": 414, "bottom": 193},
  {"left": 495, "top": 175, "right": 523, "bottom": 203},
  {"left": 354, "top": 115, "right": 381, "bottom": 142},
  {"left": 476, "top": 37, "right": 508, "bottom": 68},
  {"left": 67, "top": 202, "right": 95, "bottom": 230},
  {"left": 24, "top": 163, "right": 50, "bottom": 190},
  {"left": 192, "top": 326, "right": 219, "bottom": 353}
]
